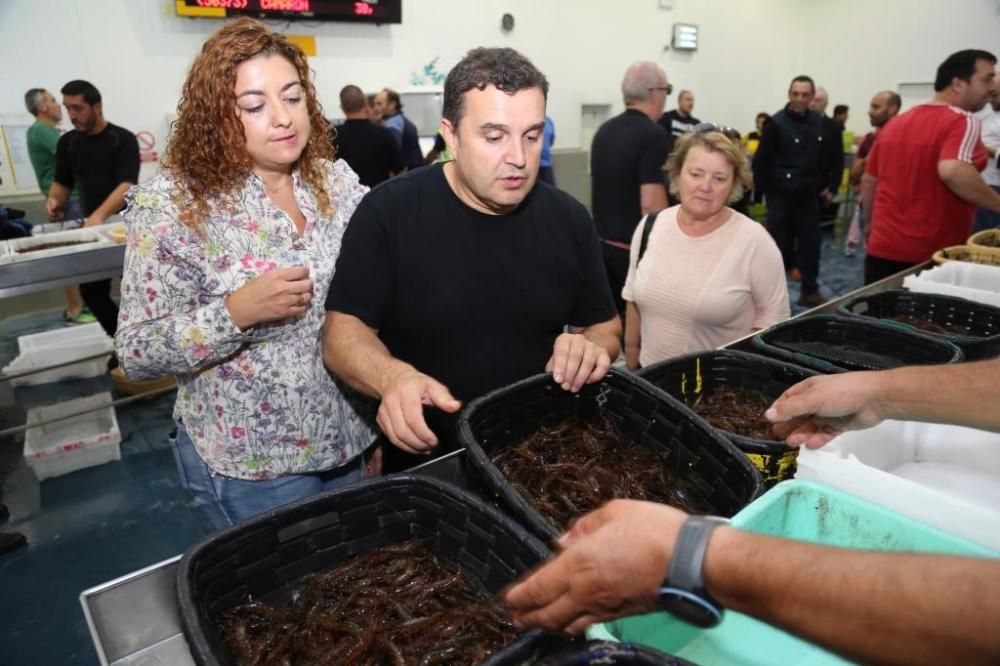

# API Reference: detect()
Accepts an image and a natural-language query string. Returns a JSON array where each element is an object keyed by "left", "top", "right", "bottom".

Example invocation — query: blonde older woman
[{"left": 623, "top": 129, "right": 789, "bottom": 370}]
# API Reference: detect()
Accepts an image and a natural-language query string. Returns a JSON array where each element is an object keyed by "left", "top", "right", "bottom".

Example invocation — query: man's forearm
[
  {"left": 705, "top": 527, "right": 1000, "bottom": 665},
  {"left": 322, "top": 312, "right": 415, "bottom": 399},
  {"left": 939, "top": 160, "right": 1000, "bottom": 212},
  {"left": 859, "top": 173, "right": 877, "bottom": 227},
  {"left": 870, "top": 359, "right": 1000, "bottom": 430},
  {"left": 89, "top": 182, "right": 133, "bottom": 223},
  {"left": 48, "top": 182, "right": 70, "bottom": 207}
]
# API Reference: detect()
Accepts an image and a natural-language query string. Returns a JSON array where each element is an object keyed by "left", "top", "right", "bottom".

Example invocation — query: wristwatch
[{"left": 657, "top": 515, "right": 728, "bottom": 628}]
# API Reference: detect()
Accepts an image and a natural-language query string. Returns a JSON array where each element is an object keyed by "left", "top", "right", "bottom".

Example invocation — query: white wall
[
  {"left": 1, "top": 0, "right": 998, "bottom": 167},
  {"left": 799, "top": 0, "right": 1000, "bottom": 136}
]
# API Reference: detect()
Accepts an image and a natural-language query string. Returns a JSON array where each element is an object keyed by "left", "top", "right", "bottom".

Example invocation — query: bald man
[
  {"left": 658, "top": 88, "right": 701, "bottom": 141},
  {"left": 332, "top": 84, "right": 403, "bottom": 187},
  {"left": 590, "top": 61, "right": 671, "bottom": 316}
]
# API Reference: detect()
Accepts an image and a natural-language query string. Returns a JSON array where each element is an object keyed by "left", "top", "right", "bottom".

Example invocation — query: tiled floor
[
  {"left": 0, "top": 226, "right": 864, "bottom": 665},
  {"left": 0, "top": 313, "right": 212, "bottom": 666}
]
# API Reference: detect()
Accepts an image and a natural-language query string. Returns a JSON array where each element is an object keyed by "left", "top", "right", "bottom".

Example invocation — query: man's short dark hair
[
  {"left": 934, "top": 49, "right": 997, "bottom": 91},
  {"left": 788, "top": 75, "right": 815, "bottom": 94},
  {"left": 24, "top": 88, "right": 46, "bottom": 116},
  {"left": 443, "top": 47, "right": 549, "bottom": 127},
  {"left": 885, "top": 91, "right": 902, "bottom": 110},
  {"left": 61, "top": 80, "right": 101, "bottom": 105},
  {"left": 340, "top": 85, "right": 366, "bottom": 114},
  {"left": 383, "top": 88, "right": 402, "bottom": 113},
  {"left": 833, "top": 104, "right": 849, "bottom": 116}
]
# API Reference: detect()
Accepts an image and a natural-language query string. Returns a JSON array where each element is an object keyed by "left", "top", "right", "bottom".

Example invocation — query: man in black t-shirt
[
  {"left": 325, "top": 48, "right": 620, "bottom": 468},
  {"left": 657, "top": 89, "right": 701, "bottom": 142},
  {"left": 47, "top": 80, "right": 139, "bottom": 339},
  {"left": 590, "top": 61, "right": 671, "bottom": 315},
  {"left": 332, "top": 85, "right": 404, "bottom": 187}
]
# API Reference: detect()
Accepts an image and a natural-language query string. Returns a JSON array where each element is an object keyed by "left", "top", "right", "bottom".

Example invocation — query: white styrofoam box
[
  {"left": 809, "top": 419, "right": 1000, "bottom": 514},
  {"left": 797, "top": 448, "right": 1000, "bottom": 550},
  {"left": 904, "top": 261, "right": 1000, "bottom": 307},
  {"left": 2, "top": 323, "right": 113, "bottom": 387},
  {"left": 0, "top": 228, "right": 113, "bottom": 265},
  {"left": 24, "top": 392, "right": 121, "bottom": 481}
]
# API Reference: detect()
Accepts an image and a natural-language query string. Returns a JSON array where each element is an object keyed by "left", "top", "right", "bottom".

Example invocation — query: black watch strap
[{"left": 666, "top": 515, "right": 728, "bottom": 594}]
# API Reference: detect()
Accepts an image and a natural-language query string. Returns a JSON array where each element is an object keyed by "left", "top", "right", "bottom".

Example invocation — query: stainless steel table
[
  {"left": 79, "top": 452, "right": 468, "bottom": 665},
  {"left": 0, "top": 243, "right": 125, "bottom": 299},
  {"left": 77, "top": 263, "right": 932, "bottom": 665}
]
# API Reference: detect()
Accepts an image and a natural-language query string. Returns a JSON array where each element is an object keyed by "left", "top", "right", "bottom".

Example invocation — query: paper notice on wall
[{"left": 0, "top": 123, "right": 41, "bottom": 197}]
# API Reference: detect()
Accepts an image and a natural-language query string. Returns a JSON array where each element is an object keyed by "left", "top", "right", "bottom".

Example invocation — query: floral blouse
[{"left": 116, "top": 160, "right": 377, "bottom": 480}]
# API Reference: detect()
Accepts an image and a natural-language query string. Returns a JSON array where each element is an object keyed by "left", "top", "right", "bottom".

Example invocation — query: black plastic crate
[
  {"left": 538, "top": 640, "right": 693, "bottom": 665},
  {"left": 839, "top": 289, "right": 1000, "bottom": 361},
  {"left": 751, "top": 314, "right": 963, "bottom": 373},
  {"left": 638, "top": 350, "right": 817, "bottom": 488},
  {"left": 176, "top": 475, "right": 557, "bottom": 666},
  {"left": 457, "top": 369, "right": 762, "bottom": 541}
]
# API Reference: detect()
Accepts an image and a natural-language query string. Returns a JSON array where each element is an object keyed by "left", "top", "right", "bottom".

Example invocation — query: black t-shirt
[
  {"left": 333, "top": 119, "right": 404, "bottom": 187},
  {"left": 590, "top": 109, "right": 671, "bottom": 243},
  {"left": 54, "top": 123, "right": 139, "bottom": 216},
  {"left": 326, "top": 163, "right": 615, "bottom": 418}
]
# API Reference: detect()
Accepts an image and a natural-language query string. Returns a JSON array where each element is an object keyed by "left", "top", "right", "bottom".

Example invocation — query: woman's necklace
[{"left": 265, "top": 177, "right": 293, "bottom": 196}]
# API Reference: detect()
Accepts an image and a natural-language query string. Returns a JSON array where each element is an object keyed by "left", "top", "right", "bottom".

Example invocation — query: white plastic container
[
  {"left": 0, "top": 228, "right": 113, "bottom": 265},
  {"left": 24, "top": 392, "right": 121, "bottom": 481},
  {"left": 903, "top": 261, "right": 1000, "bottom": 307},
  {"left": 797, "top": 420, "right": 1000, "bottom": 547},
  {"left": 2, "top": 323, "right": 113, "bottom": 387}
]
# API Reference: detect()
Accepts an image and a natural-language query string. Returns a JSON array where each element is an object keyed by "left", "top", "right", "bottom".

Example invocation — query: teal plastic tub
[{"left": 598, "top": 480, "right": 997, "bottom": 665}]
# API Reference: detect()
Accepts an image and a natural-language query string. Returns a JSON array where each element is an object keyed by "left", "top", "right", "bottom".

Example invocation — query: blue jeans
[
  {"left": 973, "top": 186, "right": 1000, "bottom": 233},
  {"left": 171, "top": 424, "right": 366, "bottom": 530}
]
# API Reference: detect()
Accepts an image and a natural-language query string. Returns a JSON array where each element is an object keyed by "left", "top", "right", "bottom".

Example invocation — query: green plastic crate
[{"left": 599, "top": 480, "right": 997, "bottom": 665}]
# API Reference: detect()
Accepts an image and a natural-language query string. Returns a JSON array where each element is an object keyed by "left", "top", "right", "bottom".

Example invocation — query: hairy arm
[
  {"left": 707, "top": 527, "right": 1000, "bottom": 665},
  {"left": 46, "top": 181, "right": 71, "bottom": 220},
  {"left": 322, "top": 311, "right": 460, "bottom": 452},
  {"left": 768, "top": 359, "right": 1000, "bottom": 447},
  {"left": 85, "top": 182, "right": 133, "bottom": 226},
  {"left": 322, "top": 311, "right": 413, "bottom": 399},
  {"left": 939, "top": 160, "right": 1000, "bottom": 212},
  {"left": 506, "top": 500, "right": 1000, "bottom": 665}
]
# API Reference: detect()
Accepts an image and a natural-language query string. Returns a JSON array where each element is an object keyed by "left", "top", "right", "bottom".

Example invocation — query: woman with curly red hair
[{"left": 115, "top": 18, "right": 377, "bottom": 528}]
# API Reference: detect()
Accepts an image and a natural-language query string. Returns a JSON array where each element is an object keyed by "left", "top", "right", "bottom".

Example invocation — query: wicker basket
[
  {"left": 968, "top": 228, "right": 1000, "bottom": 250},
  {"left": 457, "top": 369, "right": 762, "bottom": 541},
  {"left": 839, "top": 289, "right": 1000, "bottom": 361},
  {"left": 932, "top": 245, "right": 1000, "bottom": 266},
  {"left": 176, "top": 475, "right": 556, "bottom": 666},
  {"left": 638, "top": 351, "right": 817, "bottom": 488},
  {"left": 751, "top": 315, "right": 963, "bottom": 374}
]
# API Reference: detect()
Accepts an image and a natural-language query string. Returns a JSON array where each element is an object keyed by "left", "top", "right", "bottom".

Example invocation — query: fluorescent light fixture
[{"left": 672, "top": 23, "right": 699, "bottom": 51}]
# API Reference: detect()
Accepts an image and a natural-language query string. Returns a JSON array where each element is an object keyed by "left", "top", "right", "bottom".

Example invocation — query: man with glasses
[{"left": 590, "top": 61, "right": 671, "bottom": 317}]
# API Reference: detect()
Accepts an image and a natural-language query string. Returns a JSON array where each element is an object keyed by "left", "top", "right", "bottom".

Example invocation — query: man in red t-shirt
[{"left": 862, "top": 49, "right": 1000, "bottom": 284}]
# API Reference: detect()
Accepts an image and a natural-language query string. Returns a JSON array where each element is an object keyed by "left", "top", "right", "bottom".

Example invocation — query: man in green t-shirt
[{"left": 23, "top": 87, "right": 93, "bottom": 324}]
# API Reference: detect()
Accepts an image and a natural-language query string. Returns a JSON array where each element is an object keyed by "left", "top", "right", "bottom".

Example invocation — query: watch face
[{"left": 658, "top": 588, "right": 724, "bottom": 629}]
